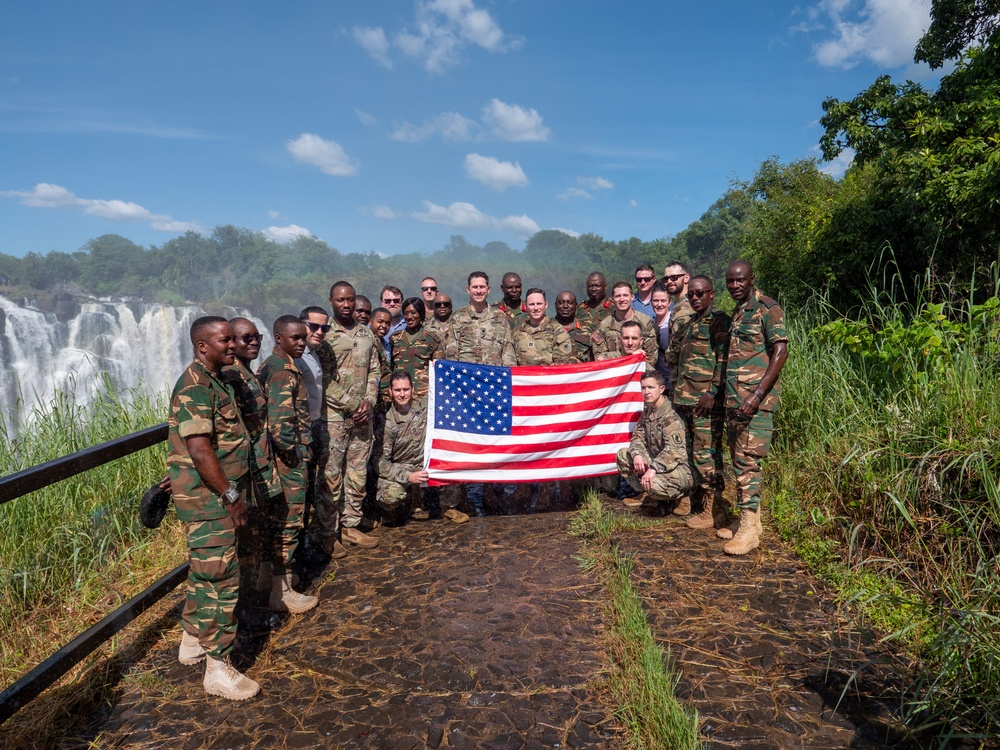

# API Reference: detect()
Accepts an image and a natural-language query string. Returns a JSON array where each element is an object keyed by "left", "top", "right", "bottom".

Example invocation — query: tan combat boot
[
  {"left": 269, "top": 574, "right": 318, "bottom": 614},
  {"left": 203, "top": 654, "right": 260, "bottom": 700},
  {"left": 443, "top": 508, "right": 470, "bottom": 524},
  {"left": 178, "top": 629, "right": 205, "bottom": 665},
  {"left": 723, "top": 509, "right": 762, "bottom": 555},
  {"left": 672, "top": 495, "right": 692, "bottom": 516},
  {"left": 342, "top": 526, "right": 379, "bottom": 548},
  {"left": 688, "top": 489, "right": 730, "bottom": 530}
]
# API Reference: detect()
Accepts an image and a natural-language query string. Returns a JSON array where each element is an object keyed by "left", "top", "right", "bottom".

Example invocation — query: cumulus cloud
[
  {"left": 578, "top": 176, "right": 614, "bottom": 190},
  {"left": 464, "top": 153, "right": 528, "bottom": 191},
  {"left": 482, "top": 99, "right": 550, "bottom": 142},
  {"left": 818, "top": 146, "right": 856, "bottom": 177},
  {"left": 412, "top": 199, "right": 539, "bottom": 236},
  {"left": 353, "top": 26, "right": 392, "bottom": 68},
  {"left": 372, "top": 205, "right": 398, "bottom": 220},
  {"left": 558, "top": 187, "right": 592, "bottom": 201},
  {"left": 808, "top": 0, "right": 931, "bottom": 68},
  {"left": 286, "top": 133, "right": 358, "bottom": 176},
  {"left": 0, "top": 182, "right": 201, "bottom": 232},
  {"left": 390, "top": 112, "right": 477, "bottom": 142},
  {"left": 264, "top": 224, "right": 312, "bottom": 243}
]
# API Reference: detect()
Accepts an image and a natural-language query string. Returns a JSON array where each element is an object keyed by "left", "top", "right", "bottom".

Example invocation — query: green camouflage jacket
[
  {"left": 317, "top": 318, "right": 380, "bottom": 421},
  {"left": 665, "top": 295, "right": 695, "bottom": 366},
  {"left": 424, "top": 317, "right": 450, "bottom": 342},
  {"left": 257, "top": 347, "right": 313, "bottom": 469},
  {"left": 490, "top": 300, "right": 528, "bottom": 330},
  {"left": 389, "top": 326, "right": 443, "bottom": 398},
  {"left": 626, "top": 398, "right": 688, "bottom": 475},
  {"left": 445, "top": 304, "right": 516, "bottom": 366},
  {"left": 670, "top": 304, "right": 731, "bottom": 408},
  {"left": 372, "top": 337, "right": 392, "bottom": 407},
  {"left": 559, "top": 318, "right": 594, "bottom": 363},
  {"left": 591, "top": 310, "right": 658, "bottom": 368},
  {"left": 220, "top": 358, "right": 278, "bottom": 496},
  {"left": 377, "top": 400, "right": 427, "bottom": 484},
  {"left": 576, "top": 298, "right": 614, "bottom": 329},
  {"left": 511, "top": 315, "right": 576, "bottom": 365},
  {"left": 167, "top": 360, "right": 250, "bottom": 522},
  {"left": 725, "top": 288, "right": 787, "bottom": 412}
]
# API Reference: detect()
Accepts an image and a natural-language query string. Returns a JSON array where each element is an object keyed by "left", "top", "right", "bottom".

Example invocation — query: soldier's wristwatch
[{"left": 220, "top": 485, "right": 241, "bottom": 507}]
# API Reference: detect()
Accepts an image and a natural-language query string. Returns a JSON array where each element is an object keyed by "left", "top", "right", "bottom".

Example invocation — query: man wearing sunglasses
[
  {"left": 420, "top": 277, "right": 439, "bottom": 319},
  {"left": 631, "top": 264, "right": 657, "bottom": 319},
  {"left": 663, "top": 262, "right": 694, "bottom": 383},
  {"left": 380, "top": 285, "right": 406, "bottom": 344},
  {"left": 425, "top": 293, "right": 453, "bottom": 342}
]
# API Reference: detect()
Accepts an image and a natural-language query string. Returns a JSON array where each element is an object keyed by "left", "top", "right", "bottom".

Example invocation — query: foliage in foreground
[
  {"left": 570, "top": 494, "right": 701, "bottom": 750},
  {"left": 770, "top": 277, "right": 1000, "bottom": 744}
]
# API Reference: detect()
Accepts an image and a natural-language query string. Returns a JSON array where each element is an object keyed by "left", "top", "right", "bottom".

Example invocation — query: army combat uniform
[
  {"left": 615, "top": 397, "right": 693, "bottom": 506},
  {"left": 576, "top": 298, "right": 613, "bottom": 329},
  {"left": 376, "top": 399, "right": 436, "bottom": 520},
  {"left": 726, "top": 288, "right": 787, "bottom": 512},
  {"left": 389, "top": 326, "right": 444, "bottom": 399},
  {"left": 511, "top": 315, "right": 576, "bottom": 366},
  {"left": 446, "top": 305, "right": 516, "bottom": 366},
  {"left": 316, "top": 319, "right": 380, "bottom": 549},
  {"left": 257, "top": 347, "right": 313, "bottom": 574},
  {"left": 490, "top": 300, "right": 527, "bottom": 330},
  {"left": 591, "top": 310, "right": 659, "bottom": 369},
  {"left": 167, "top": 360, "right": 250, "bottom": 659},
  {"left": 560, "top": 318, "right": 594, "bottom": 363}
]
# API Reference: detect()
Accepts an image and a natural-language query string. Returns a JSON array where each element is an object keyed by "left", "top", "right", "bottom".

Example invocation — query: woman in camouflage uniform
[{"left": 389, "top": 297, "right": 444, "bottom": 400}]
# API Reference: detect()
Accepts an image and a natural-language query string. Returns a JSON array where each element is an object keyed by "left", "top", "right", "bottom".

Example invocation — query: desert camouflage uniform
[
  {"left": 376, "top": 400, "right": 431, "bottom": 514},
  {"left": 491, "top": 300, "right": 527, "bottom": 330},
  {"left": 446, "top": 305, "right": 516, "bottom": 366},
  {"left": 616, "top": 397, "right": 693, "bottom": 504},
  {"left": 725, "top": 288, "right": 787, "bottom": 511},
  {"left": 390, "top": 326, "right": 444, "bottom": 399},
  {"left": 511, "top": 315, "right": 576, "bottom": 366},
  {"left": 316, "top": 319, "right": 379, "bottom": 546},
  {"left": 560, "top": 318, "right": 594, "bottom": 362},
  {"left": 591, "top": 310, "right": 658, "bottom": 368},
  {"left": 576, "top": 298, "right": 613, "bottom": 329},
  {"left": 257, "top": 347, "right": 312, "bottom": 573},
  {"left": 167, "top": 360, "right": 250, "bottom": 659},
  {"left": 425, "top": 317, "right": 450, "bottom": 342},
  {"left": 670, "top": 304, "right": 731, "bottom": 503}
]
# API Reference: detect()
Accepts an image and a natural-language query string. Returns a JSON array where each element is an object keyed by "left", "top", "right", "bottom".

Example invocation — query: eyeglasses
[
  {"left": 688, "top": 290, "right": 712, "bottom": 298},
  {"left": 665, "top": 273, "right": 686, "bottom": 281},
  {"left": 434, "top": 302, "right": 452, "bottom": 308},
  {"left": 239, "top": 333, "right": 262, "bottom": 344},
  {"left": 421, "top": 286, "right": 437, "bottom": 292},
  {"left": 305, "top": 322, "right": 332, "bottom": 333},
  {"left": 382, "top": 297, "right": 402, "bottom": 305},
  {"left": 635, "top": 276, "right": 655, "bottom": 283}
]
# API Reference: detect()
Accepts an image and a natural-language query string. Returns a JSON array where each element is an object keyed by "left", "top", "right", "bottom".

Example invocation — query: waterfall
[{"left": 0, "top": 295, "right": 273, "bottom": 431}]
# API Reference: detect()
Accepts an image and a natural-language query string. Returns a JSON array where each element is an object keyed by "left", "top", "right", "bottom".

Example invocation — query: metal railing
[{"left": 0, "top": 423, "right": 186, "bottom": 724}]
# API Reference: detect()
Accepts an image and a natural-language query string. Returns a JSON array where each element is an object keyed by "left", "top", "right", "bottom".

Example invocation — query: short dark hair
[
  {"left": 664, "top": 261, "right": 689, "bottom": 274},
  {"left": 612, "top": 280, "right": 633, "bottom": 293},
  {"left": 329, "top": 280, "right": 354, "bottom": 298},
  {"left": 524, "top": 287, "right": 545, "bottom": 301},
  {"left": 354, "top": 295, "right": 372, "bottom": 309},
  {"left": 299, "top": 305, "right": 328, "bottom": 320},
  {"left": 402, "top": 297, "right": 425, "bottom": 322},
  {"left": 688, "top": 274, "right": 713, "bottom": 289},
  {"left": 190, "top": 316, "right": 228, "bottom": 346},
  {"left": 635, "top": 263, "right": 655, "bottom": 275},
  {"left": 380, "top": 285, "right": 402, "bottom": 300},
  {"left": 468, "top": 270, "right": 489, "bottom": 285},
  {"left": 620, "top": 320, "right": 642, "bottom": 334},
  {"left": 273, "top": 314, "right": 304, "bottom": 337},
  {"left": 641, "top": 369, "right": 667, "bottom": 387},
  {"left": 651, "top": 281, "right": 669, "bottom": 295},
  {"left": 372, "top": 307, "right": 391, "bottom": 318},
  {"left": 390, "top": 370, "right": 413, "bottom": 385}
]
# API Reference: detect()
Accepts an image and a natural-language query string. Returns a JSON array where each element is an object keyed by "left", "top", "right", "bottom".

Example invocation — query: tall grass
[
  {"left": 0, "top": 376, "right": 183, "bottom": 688},
  {"left": 770, "top": 275, "right": 1000, "bottom": 743}
]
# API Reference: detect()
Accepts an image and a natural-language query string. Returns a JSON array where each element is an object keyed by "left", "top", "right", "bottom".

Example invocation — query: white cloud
[
  {"left": 264, "top": 224, "right": 312, "bottom": 243},
  {"left": 0, "top": 182, "right": 201, "bottom": 232},
  {"left": 809, "top": 0, "right": 931, "bottom": 68},
  {"left": 558, "top": 187, "right": 592, "bottom": 201},
  {"left": 818, "top": 146, "right": 856, "bottom": 177},
  {"left": 578, "top": 176, "right": 614, "bottom": 190},
  {"left": 549, "top": 227, "right": 581, "bottom": 238},
  {"left": 286, "top": 133, "right": 358, "bottom": 176},
  {"left": 629, "top": 199, "right": 638, "bottom": 207},
  {"left": 353, "top": 26, "right": 392, "bottom": 68},
  {"left": 267, "top": 209, "right": 283, "bottom": 220},
  {"left": 372, "top": 205, "right": 398, "bottom": 220},
  {"left": 482, "top": 99, "right": 550, "bottom": 142},
  {"left": 390, "top": 112, "right": 477, "bottom": 142},
  {"left": 354, "top": 108, "right": 378, "bottom": 126},
  {"left": 464, "top": 153, "right": 528, "bottom": 191},
  {"left": 412, "top": 199, "right": 539, "bottom": 236}
]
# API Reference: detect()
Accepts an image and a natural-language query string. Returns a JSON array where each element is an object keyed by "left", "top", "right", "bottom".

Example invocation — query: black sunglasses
[
  {"left": 239, "top": 333, "right": 262, "bottom": 344},
  {"left": 434, "top": 302, "right": 452, "bottom": 308},
  {"left": 421, "top": 285, "right": 438, "bottom": 292},
  {"left": 305, "top": 322, "right": 332, "bottom": 333},
  {"left": 688, "top": 290, "right": 712, "bottom": 298}
]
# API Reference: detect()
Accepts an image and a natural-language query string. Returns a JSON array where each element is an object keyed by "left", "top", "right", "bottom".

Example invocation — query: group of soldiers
[{"left": 165, "top": 258, "right": 787, "bottom": 700}]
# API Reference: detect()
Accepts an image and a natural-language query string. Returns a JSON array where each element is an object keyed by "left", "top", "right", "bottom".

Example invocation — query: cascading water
[{"left": 0, "top": 294, "right": 272, "bottom": 431}]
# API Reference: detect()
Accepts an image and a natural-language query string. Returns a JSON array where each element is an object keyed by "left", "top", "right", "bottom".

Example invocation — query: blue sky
[{"left": 0, "top": 0, "right": 937, "bottom": 258}]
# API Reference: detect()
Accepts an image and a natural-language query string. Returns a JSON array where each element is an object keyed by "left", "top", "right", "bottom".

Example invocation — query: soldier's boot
[
  {"left": 672, "top": 495, "right": 692, "bottom": 516},
  {"left": 686, "top": 489, "right": 716, "bottom": 530},
  {"left": 268, "top": 574, "right": 318, "bottom": 614},
  {"left": 178, "top": 630, "right": 205, "bottom": 666},
  {"left": 723, "top": 509, "right": 762, "bottom": 556},
  {"left": 443, "top": 508, "right": 470, "bottom": 524},
  {"left": 203, "top": 654, "right": 260, "bottom": 701},
  {"left": 341, "top": 526, "right": 379, "bottom": 548}
]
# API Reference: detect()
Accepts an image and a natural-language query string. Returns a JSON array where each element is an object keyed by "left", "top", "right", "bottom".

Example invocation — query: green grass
[{"left": 570, "top": 493, "right": 701, "bottom": 750}]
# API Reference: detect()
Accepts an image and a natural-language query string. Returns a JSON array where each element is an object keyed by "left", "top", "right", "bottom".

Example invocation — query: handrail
[{"left": 0, "top": 423, "right": 177, "bottom": 724}]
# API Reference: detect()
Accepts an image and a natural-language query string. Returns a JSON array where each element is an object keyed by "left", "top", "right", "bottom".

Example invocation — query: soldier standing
[
  {"left": 592, "top": 281, "right": 658, "bottom": 368},
  {"left": 632, "top": 263, "right": 657, "bottom": 318},
  {"left": 353, "top": 296, "right": 373, "bottom": 326},
  {"left": 554, "top": 291, "right": 593, "bottom": 363},
  {"left": 168, "top": 316, "right": 259, "bottom": 700},
  {"left": 390, "top": 297, "right": 444, "bottom": 399},
  {"left": 721, "top": 260, "right": 788, "bottom": 556},
  {"left": 512, "top": 288, "right": 575, "bottom": 366},
  {"left": 425, "top": 293, "right": 453, "bottom": 340},
  {"left": 256, "top": 316, "right": 319, "bottom": 613},
  {"left": 664, "top": 261, "right": 694, "bottom": 383},
  {"left": 668, "top": 276, "right": 731, "bottom": 530},
  {"left": 491, "top": 271, "right": 527, "bottom": 329},
  {"left": 577, "top": 272, "right": 613, "bottom": 328},
  {"left": 420, "top": 277, "right": 439, "bottom": 319}
]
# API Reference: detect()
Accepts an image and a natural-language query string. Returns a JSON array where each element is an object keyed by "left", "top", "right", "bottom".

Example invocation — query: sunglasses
[
  {"left": 421, "top": 286, "right": 437, "bottom": 292},
  {"left": 239, "top": 333, "right": 262, "bottom": 344},
  {"left": 688, "top": 290, "right": 712, "bottom": 298},
  {"left": 434, "top": 302, "right": 452, "bottom": 308},
  {"left": 382, "top": 298, "right": 402, "bottom": 305},
  {"left": 635, "top": 276, "right": 655, "bottom": 283},
  {"left": 665, "top": 273, "right": 686, "bottom": 281},
  {"left": 305, "top": 322, "right": 332, "bottom": 333}
]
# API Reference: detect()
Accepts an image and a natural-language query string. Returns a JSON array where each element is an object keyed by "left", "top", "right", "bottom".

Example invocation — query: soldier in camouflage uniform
[
  {"left": 667, "top": 275, "right": 731, "bottom": 531},
  {"left": 664, "top": 262, "right": 695, "bottom": 388},
  {"left": 167, "top": 316, "right": 259, "bottom": 701},
  {"left": 491, "top": 271, "right": 527, "bottom": 329},
  {"left": 577, "top": 272, "right": 613, "bottom": 329},
  {"left": 592, "top": 281, "right": 658, "bottom": 368},
  {"left": 616, "top": 370, "right": 693, "bottom": 511},
  {"left": 425, "top": 293, "right": 453, "bottom": 341},
  {"left": 554, "top": 291, "right": 594, "bottom": 363},
  {"left": 721, "top": 260, "right": 788, "bottom": 556},
  {"left": 256, "top": 315, "right": 318, "bottom": 614},
  {"left": 512, "top": 289, "right": 576, "bottom": 365},
  {"left": 390, "top": 297, "right": 444, "bottom": 399},
  {"left": 316, "top": 281, "right": 382, "bottom": 552}
]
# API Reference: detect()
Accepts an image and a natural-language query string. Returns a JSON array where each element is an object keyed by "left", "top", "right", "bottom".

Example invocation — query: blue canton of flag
[{"left": 433, "top": 360, "right": 512, "bottom": 435}]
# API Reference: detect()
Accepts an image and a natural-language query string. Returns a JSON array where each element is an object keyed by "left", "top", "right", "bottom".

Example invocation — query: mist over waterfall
[{"left": 0, "top": 295, "right": 271, "bottom": 430}]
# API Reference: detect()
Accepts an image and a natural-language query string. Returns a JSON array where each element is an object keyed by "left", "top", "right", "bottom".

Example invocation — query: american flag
[{"left": 423, "top": 352, "right": 645, "bottom": 484}]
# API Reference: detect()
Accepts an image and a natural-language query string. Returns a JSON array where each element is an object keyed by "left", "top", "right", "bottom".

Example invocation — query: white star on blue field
[{"left": 435, "top": 361, "right": 512, "bottom": 434}]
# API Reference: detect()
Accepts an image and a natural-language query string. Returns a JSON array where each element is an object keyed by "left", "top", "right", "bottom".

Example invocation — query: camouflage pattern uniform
[
  {"left": 424, "top": 317, "right": 450, "bottom": 342},
  {"left": 389, "top": 326, "right": 444, "bottom": 399},
  {"left": 376, "top": 400, "right": 429, "bottom": 514},
  {"left": 560, "top": 318, "right": 594, "bottom": 363},
  {"left": 591, "top": 310, "right": 658, "bottom": 368},
  {"left": 316, "top": 319, "right": 380, "bottom": 546},
  {"left": 445, "top": 305, "right": 516, "bottom": 366},
  {"left": 576, "top": 298, "right": 613, "bottom": 329},
  {"left": 725, "top": 288, "right": 787, "bottom": 511},
  {"left": 490, "top": 300, "right": 527, "bottom": 330},
  {"left": 511, "top": 315, "right": 576, "bottom": 365},
  {"left": 666, "top": 295, "right": 696, "bottom": 378},
  {"left": 669, "top": 304, "right": 731, "bottom": 503},
  {"left": 167, "top": 360, "right": 250, "bottom": 659},
  {"left": 615, "top": 397, "right": 693, "bottom": 503},
  {"left": 257, "top": 347, "right": 312, "bottom": 573}
]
